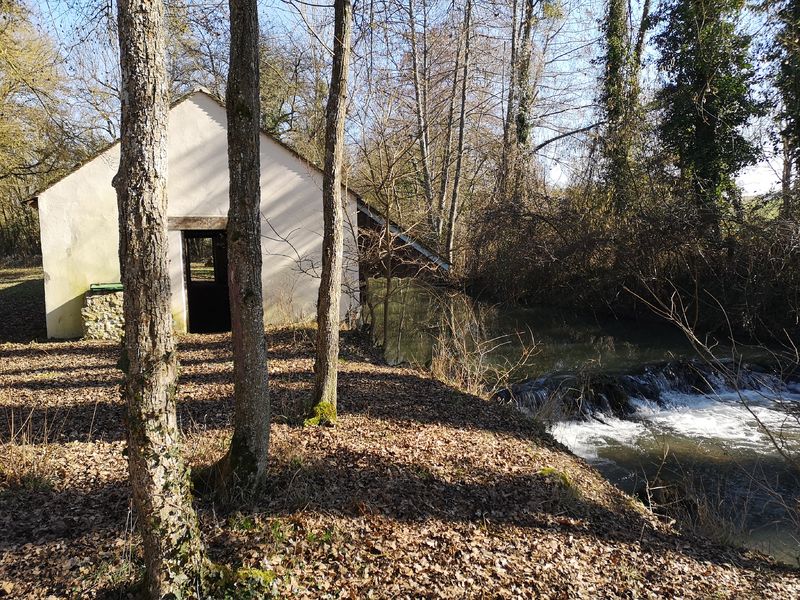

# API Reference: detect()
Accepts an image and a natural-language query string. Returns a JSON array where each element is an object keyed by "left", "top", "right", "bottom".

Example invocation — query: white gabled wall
[{"left": 37, "top": 91, "right": 359, "bottom": 338}]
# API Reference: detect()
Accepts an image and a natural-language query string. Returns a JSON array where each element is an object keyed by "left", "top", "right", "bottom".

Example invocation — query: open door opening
[{"left": 183, "top": 230, "right": 231, "bottom": 333}]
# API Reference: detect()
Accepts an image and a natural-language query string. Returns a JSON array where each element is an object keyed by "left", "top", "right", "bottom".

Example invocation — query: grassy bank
[{"left": 0, "top": 269, "right": 798, "bottom": 598}]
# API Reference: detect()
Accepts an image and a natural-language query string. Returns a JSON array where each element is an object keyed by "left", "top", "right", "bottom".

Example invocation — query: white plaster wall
[
  {"left": 167, "top": 230, "right": 188, "bottom": 332},
  {"left": 37, "top": 91, "right": 359, "bottom": 338},
  {"left": 38, "top": 144, "right": 121, "bottom": 338}
]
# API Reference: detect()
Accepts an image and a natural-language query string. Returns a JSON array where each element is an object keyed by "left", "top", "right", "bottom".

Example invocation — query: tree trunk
[
  {"left": 508, "top": 0, "right": 535, "bottom": 205},
  {"left": 437, "top": 30, "right": 462, "bottom": 240},
  {"left": 309, "top": 0, "right": 352, "bottom": 425},
  {"left": 783, "top": 131, "right": 793, "bottom": 218},
  {"left": 602, "top": 0, "right": 630, "bottom": 214},
  {"left": 602, "top": 0, "right": 650, "bottom": 215},
  {"left": 219, "top": 0, "right": 270, "bottom": 495},
  {"left": 113, "top": 0, "right": 207, "bottom": 596},
  {"left": 514, "top": 0, "right": 535, "bottom": 148},
  {"left": 498, "top": 0, "right": 518, "bottom": 203},
  {"left": 445, "top": 0, "right": 471, "bottom": 267},
  {"left": 408, "top": 0, "right": 436, "bottom": 232},
  {"left": 630, "top": 0, "right": 651, "bottom": 110}
]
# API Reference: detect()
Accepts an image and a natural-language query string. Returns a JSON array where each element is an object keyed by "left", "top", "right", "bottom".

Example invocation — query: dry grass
[{"left": 0, "top": 410, "right": 58, "bottom": 492}]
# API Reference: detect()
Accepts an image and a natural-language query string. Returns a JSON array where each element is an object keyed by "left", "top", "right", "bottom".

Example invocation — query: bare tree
[
  {"left": 308, "top": 0, "right": 353, "bottom": 425},
  {"left": 219, "top": 0, "right": 270, "bottom": 494},
  {"left": 445, "top": 0, "right": 471, "bottom": 266},
  {"left": 436, "top": 12, "right": 463, "bottom": 240},
  {"left": 113, "top": 0, "right": 207, "bottom": 595},
  {"left": 408, "top": 0, "right": 436, "bottom": 231}
]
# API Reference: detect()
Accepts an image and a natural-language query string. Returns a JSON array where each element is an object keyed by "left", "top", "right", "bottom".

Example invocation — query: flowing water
[{"left": 365, "top": 279, "right": 800, "bottom": 564}]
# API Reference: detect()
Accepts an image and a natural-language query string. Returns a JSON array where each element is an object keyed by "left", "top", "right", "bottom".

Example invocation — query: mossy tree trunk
[
  {"left": 600, "top": 0, "right": 650, "bottom": 216},
  {"left": 602, "top": 0, "right": 630, "bottom": 214},
  {"left": 309, "top": 0, "right": 352, "bottom": 426},
  {"left": 113, "top": 0, "right": 207, "bottom": 595},
  {"left": 220, "top": 0, "right": 270, "bottom": 494}
]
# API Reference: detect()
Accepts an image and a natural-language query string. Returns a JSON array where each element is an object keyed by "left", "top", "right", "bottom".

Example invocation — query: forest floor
[{"left": 1, "top": 268, "right": 799, "bottom": 599}]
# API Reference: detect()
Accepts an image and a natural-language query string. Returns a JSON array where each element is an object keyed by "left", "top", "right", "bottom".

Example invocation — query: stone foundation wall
[{"left": 82, "top": 291, "right": 124, "bottom": 340}]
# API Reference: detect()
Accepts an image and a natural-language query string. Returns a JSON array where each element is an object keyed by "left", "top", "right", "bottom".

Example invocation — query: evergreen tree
[
  {"left": 774, "top": 0, "right": 800, "bottom": 214},
  {"left": 599, "top": 0, "right": 650, "bottom": 214},
  {"left": 655, "top": 0, "right": 761, "bottom": 237}
]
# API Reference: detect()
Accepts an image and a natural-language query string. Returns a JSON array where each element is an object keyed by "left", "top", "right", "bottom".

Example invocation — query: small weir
[{"left": 503, "top": 360, "right": 800, "bottom": 564}]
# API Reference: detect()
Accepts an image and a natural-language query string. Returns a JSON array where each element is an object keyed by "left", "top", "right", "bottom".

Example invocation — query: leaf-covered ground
[{"left": 0, "top": 271, "right": 798, "bottom": 598}]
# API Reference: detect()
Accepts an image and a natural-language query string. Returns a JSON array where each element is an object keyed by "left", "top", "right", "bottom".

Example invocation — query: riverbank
[
  {"left": 0, "top": 330, "right": 797, "bottom": 597},
  {"left": 0, "top": 270, "right": 799, "bottom": 597}
]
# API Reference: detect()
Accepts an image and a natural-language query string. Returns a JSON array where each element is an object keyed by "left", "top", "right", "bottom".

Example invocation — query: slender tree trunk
[
  {"left": 408, "top": 0, "right": 436, "bottom": 231},
  {"left": 630, "top": 0, "right": 651, "bottom": 110},
  {"left": 113, "top": 0, "right": 207, "bottom": 596},
  {"left": 514, "top": 0, "right": 535, "bottom": 148},
  {"left": 437, "top": 31, "right": 462, "bottom": 240},
  {"left": 783, "top": 131, "right": 793, "bottom": 218},
  {"left": 219, "top": 0, "right": 270, "bottom": 494},
  {"left": 382, "top": 192, "right": 393, "bottom": 353},
  {"left": 498, "top": 0, "right": 518, "bottom": 202},
  {"left": 509, "top": 0, "right": 535, "bottom": 205},
  {"left": 445, "top": 0, "right": 471, "bottom": 267},
  {"left": 310, "top": 0, "right": 352, "bottom": 425}
]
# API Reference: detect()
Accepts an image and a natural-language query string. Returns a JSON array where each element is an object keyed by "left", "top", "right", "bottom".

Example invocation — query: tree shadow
[
  {"left": 0, "top": 355, "right": 539, "bottom": 448},
  {"left": 0, "top": 479, "right": 129, "bottom": 546},
  {"left": 4, "top": 443, "right": 791, "bottom": 578},
  {"left": 336, "top": 369, "right": 548, "bottom": 442},
  {"left": 178, "top": 328, "right": 323, "bottom": 365},
  {"left": 0, "top": 278, "right": 46, "bottom": 343},
  {"left": 0, "top": 341, "right": 118, "bottom": 360},
  {"left": 251, "top": 446, "right": 797, "bottom": 575},
  {"left": 0, "top": 394, "right": 238, "bottom": 444}
]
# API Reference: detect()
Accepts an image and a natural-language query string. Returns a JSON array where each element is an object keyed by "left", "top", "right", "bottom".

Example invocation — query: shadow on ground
[{"left": 0, "top": 276, "right": 46, "bottom": 343}]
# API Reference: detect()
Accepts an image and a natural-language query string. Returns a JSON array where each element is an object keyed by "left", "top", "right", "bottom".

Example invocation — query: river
[{"left": 364, "top": 278, "right": 800, "bottom": 565}]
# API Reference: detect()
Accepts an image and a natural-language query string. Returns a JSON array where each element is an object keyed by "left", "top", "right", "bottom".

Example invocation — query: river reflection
[{"left": 364, "top": 277, "right": 695, "bottom": 378}]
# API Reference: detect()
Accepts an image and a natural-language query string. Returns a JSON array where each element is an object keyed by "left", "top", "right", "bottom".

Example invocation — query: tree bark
[
  {"left": 309, "top": 0, "right": 352, "bottom": 425},
  {"left": 630, "top": 0, "right": 651, "bottom": 110},
  {"left": 437, "top": 30, "right": 462, "bottom": 240},
  {"left": 445, "top": 0, "right": 471, "bottom": 267},
  {"left": 219, "top": 0, "right": 270, "bottom": 494},
  {"left": 783, "top": 130, "right": 793, "bottom": 218},
  {"left": 113, "top": 0, "right": 207, "bottom": 596},
  {"left": 602, "top": 0, "right": 629, "bottom": 214},
  {"left": 514, "top": 0, "right": 536, "bottom": 148},
  {"left": 498, "top": 0, "right": 518, "bottom": 203},
  {"left": 408, "top": 0, "right": 436, "bottom": 232},
  {"left": 508, "top": 0, "right": 535, "bottom": 205}
]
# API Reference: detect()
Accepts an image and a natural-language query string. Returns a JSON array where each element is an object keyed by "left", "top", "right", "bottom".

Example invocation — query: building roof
[{"left": 356, "top": 199, "right": 450, "bottom": 272}]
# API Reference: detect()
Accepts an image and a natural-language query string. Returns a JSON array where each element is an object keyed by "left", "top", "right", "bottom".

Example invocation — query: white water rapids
[
  {"left": 548, "top": 381, "right": 800, "bottom": 564},
  {"left": 550, "top": 385, "right": 800, "bottom": 464}
]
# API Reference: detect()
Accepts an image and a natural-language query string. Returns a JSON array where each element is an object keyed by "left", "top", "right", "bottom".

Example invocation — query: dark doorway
[{"left": 183, "top": 230, "right": 231, "bottom": 333}]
